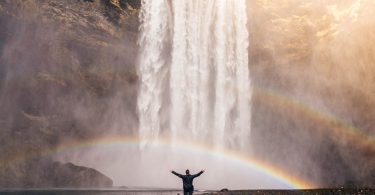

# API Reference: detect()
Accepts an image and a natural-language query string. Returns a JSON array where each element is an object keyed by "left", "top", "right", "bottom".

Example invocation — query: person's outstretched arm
[
  {"left": 193, "top": 170, "right": 204, "bottom": 178},
  {"left": 171, "top": 170, "right": 183, "bottom": 178}
]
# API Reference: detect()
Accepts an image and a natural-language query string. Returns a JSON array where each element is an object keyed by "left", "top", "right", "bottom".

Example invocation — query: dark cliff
[
  {"left": 45, "top": 162, "right": 113, "bottom": 188},
  {"left": 0, "top": 0, "right": 140, "bottom": 187}
]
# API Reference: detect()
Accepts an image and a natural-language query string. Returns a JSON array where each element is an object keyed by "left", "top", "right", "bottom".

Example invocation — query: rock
[
  {"left": 45, "top": 162, "right": 113, "bottom": 188},
  {"left": 0, "top": 160, "right": 113, "bottom": 188}
]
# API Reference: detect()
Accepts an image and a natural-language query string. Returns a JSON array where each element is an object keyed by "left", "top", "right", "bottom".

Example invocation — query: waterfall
[{"left": 137, "top": 0, "right": 251, "bottom": 151}]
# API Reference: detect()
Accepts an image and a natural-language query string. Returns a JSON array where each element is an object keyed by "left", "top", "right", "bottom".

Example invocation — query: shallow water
[
  {"left": 0, "top": 188, "right": 375, "bottom": 195},
  {"left": 0, "top": 189, "right": 208, "bottom": 195},
  {"left": 1, "top": 189, "right": 375, "bottom": 195}
]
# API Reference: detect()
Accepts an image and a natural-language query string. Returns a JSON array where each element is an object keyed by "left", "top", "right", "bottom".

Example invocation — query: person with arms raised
[{"left": 171, "top": 169, "right": 204, "bottom": 195}]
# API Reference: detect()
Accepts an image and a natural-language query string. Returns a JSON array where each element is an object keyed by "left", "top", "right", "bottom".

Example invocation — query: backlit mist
[{"left": 0, "top": 0, "right": 374, "bottom": 190}]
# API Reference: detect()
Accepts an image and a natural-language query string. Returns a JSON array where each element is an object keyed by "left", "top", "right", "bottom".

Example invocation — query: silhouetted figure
[{"left": 171, "top": 169, "right": 204, "bottom": 195}]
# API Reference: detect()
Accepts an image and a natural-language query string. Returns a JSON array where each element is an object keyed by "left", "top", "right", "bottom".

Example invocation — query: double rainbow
[{"left": 4, "top": 87, "right": 374, "bottom": 189}]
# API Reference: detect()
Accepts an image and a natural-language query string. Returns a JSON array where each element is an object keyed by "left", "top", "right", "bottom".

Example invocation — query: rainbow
[
  {"left": 253, "top": 87, "right": 375, "bottom": 152},
  {"left": 40, "top": 136, "right": 315, "bottom": 189},
  {"left": 5, "top": 87, "right": 374, "bottom": 189}
]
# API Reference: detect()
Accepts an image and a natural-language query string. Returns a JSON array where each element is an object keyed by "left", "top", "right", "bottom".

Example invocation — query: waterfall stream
[
  {"left": 137, "top": 0, "right": 251, "bottom": 151},
  {"left": 54, "top": 1, "right": 305, "bottom": 189}
]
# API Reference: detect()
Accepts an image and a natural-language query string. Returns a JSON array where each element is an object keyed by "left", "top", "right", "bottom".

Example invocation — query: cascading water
[
  {"left": 137, "top": 0, "right": 171, "bottom": 147},
  {"left": 138, "top": 0, "right": 252, "bottom": 151},
  {"left": 55, "top": 1, "right": 301, "bottom": 189}
]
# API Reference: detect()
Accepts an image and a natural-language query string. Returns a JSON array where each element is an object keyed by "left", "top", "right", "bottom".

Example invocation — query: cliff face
[
  {"left": 248, "top": 0, "right": 375, "bottom": 187},
  {"left": 0, "top": 0, "right": 140, "bottom": 187}
]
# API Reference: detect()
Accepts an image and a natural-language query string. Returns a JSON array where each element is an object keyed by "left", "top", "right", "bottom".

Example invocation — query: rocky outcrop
[
  {"left": 0, "top": 161, "right": 113, "bottom": 188},
  {"left": 45, "top": 162, "right": 113, "bottom": 188}
]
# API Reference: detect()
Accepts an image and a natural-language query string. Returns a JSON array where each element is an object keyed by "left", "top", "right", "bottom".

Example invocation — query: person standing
[{"left": 171, "top": 169, "right": 204, "bottom": 195}]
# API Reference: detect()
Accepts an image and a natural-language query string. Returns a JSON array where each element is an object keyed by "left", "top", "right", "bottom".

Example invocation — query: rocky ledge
[{"left": 44, "top": 162, "right": 113, "bottom": 188}]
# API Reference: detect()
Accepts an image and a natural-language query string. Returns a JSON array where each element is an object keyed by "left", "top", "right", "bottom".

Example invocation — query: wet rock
[{"left": 45, "top": 162, "right": 113, "bottom": 188}]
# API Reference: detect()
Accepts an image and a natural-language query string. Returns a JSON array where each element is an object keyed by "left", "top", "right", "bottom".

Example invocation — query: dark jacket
[{"left": 172, "top": 171, "right": 203, "bottom": 191}]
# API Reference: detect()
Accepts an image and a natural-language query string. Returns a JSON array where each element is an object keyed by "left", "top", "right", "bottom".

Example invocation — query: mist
[
  {"left": 248, "top": 0, "right": 375, "bottom": 187},
  {"left": 0, "top": 0, "right": 375, "bottom": 189}
]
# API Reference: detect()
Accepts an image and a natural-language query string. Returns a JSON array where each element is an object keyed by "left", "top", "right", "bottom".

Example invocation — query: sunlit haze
[{"left": 1, "top": 0, "right": 375, "bottom": 191}]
